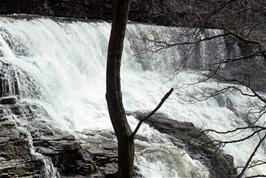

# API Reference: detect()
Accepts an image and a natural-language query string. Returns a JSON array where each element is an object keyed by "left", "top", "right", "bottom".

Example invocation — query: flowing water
[{"left": 0, "top": 16, "right": 265, "bottom": 177}]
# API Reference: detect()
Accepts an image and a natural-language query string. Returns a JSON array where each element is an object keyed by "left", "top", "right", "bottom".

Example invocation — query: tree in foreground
[{"left": 106, "top": 0, "right": 173, "bottom": 177}]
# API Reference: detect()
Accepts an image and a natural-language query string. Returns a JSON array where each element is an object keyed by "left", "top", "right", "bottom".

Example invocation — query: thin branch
[
  {"left": 236, "top": 160, "right": 266, "bottom": 170},
  {"left": 204, "top": 128, "right": 266, "bottom": 146},
  {"left": 245, "top": 175, "right": 266, "bottom": 178},
  {"left": 237, "top": 134, "right": 266, "bottom": 178},
  {"left": 214, "top": 50, "right": 263, "bottom": 64},
  {"left": 145, "top": 33, "right": 230, "bottom": 52},
  {"left": 204, "top": 126, "right": 265, "bottom": 135},
  {"left": 204, "top": 0, "right": 240, "bottom": 25},
  {"left": 130, "top": 88, "right": 174, "bottom": 139},
  {"left": 207, "top": 68, "right": 266, "bottom": 104},
  {"left": 222, "top": 24, "right": 266, "bottom": 60}
]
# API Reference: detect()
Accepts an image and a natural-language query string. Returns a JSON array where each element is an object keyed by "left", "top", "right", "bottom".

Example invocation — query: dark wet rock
[
  {"left": 79, "top": 131, "right": 118, "bottom": 176},
  {"left": 129, "top": 111, "right": 237, "bottom": 178},
  {"left": 0, "top": 115, "right": 44, "bottom": 177},
  {"left": 0, "top": 96, "right": 18, "bottom": 105},
  {"left": 33, "top": 132, "right": 98, "bottom": 177},
  {"left": 0, "top": 100, "right": 237, "bottom": 178},
  {"left": 0, "top": 102, "right": 118, "bottom": 177}
]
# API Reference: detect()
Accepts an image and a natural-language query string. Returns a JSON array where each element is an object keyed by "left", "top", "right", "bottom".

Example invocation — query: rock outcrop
[
  {"left": 0, "top": 110, "right": 44, "bottom": 177},
  {"left": 0, "top": 98, "right": 236, "bottom": 177},
  {"left": 0, "top": 102, "right": 118, "bottom": 177},
  {"left": 129, "top": 111, "right": 236, "bottom": 178}
]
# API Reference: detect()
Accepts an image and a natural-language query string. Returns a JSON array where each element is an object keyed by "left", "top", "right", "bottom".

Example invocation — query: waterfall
[{"left": 0, "top": 16, "right": 265, "bottom": 177}]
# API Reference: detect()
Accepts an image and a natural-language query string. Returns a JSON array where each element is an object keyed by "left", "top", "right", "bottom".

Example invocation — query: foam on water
[{"left": 0, "top": 17, "right": 265, "bottom": 177}]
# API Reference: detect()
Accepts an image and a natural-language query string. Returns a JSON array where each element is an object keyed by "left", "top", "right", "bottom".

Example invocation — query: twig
[
  {"left": 130, "top": 88, "right": 174, "bottom": 138},
  {"left": 237, "top": 133, "right": 266, "bottom": 178},
  {"left": 245, "top": 175, "right": 266, "bottom": 178}
]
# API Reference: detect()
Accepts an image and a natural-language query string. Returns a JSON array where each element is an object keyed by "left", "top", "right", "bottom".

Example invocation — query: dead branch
[
  {"left": 145, "top": 32, "right": 230, "bottom": 52},
  {"left": 130, "top": 88, "right": 174, "bottom": 138},
  {"left": 204, "top": 126, "right": 265, "bottom": 135},
  {"left": 237, "top": 134, "right": 266, "bottom": 178},
  {"left": 236, "top": 160, "right": 266, "bottom": 170},
  {"left": 204, "top": 128, "right": 266, "bottom": 146},
  {"left": 245, "top": 175, "right": 266, "bottom": 178}
]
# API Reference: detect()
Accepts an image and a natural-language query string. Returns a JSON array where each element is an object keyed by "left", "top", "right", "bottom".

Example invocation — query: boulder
[{"left": 129, "top": 111, "right": 237, "bottom": 178}]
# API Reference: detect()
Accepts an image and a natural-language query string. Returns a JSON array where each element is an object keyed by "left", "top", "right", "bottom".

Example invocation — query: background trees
[{"left": 127, "top": 0, "right": 266, "bottom": 177}]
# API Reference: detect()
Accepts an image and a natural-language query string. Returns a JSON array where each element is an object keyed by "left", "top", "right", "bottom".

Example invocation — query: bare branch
[
  {"left": 130, "top": 88, "right": 174, "bottom": 138},
  {"left": 204, "top": 128, "right": 266, "bottom": 146},
  {"left": 236, "top": 160, "right": 266, "bottom": 170},
  {"left": 145, "top": 32, "right": 230, "bottom": 52},
  {"left": 245, "top": 175, "right": 266, "bottom": 178},
  {"left": 204, "top": 125, "right": 265, "bottom": 135},
  {"left": 204, "top": 0, "right": 240, "bottom": 26},
  {"left": 210, "top": 72, "right": 266, "bottom": 104},
  {"left": 222, "top": 24, "right": 266, "bottom": 60},
  {"left": 237, "top": 134, "right": 266, "bottom": 178}
]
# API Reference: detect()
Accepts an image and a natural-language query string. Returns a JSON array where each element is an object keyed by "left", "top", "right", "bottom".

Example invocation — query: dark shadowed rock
[{"left": 0, "top": 96, "right": 18, "bottom": 105}]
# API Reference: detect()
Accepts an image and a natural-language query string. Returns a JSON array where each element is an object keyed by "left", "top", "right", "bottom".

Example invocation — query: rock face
[
  {"left": 0, "top": 97, "right": 237, "bottom": 178},
  {"left": 0, "top": 102, "right": 118, "bottom": 177},
  {"left": 0, "top": 111, "right": 44, "bottom": 177},
  {"left": 0, "top": 59, "right": 236, "bottom": 178}
]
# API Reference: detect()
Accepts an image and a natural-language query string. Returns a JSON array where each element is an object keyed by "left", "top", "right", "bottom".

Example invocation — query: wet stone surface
[{"left": 0, "top": 101, "right": 236, "bottom": 178}]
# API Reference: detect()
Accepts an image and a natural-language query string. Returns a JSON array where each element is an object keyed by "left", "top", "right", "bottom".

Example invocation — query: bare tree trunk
[{"left": 106, "top": 0, "right": 133, "bottom": 178}]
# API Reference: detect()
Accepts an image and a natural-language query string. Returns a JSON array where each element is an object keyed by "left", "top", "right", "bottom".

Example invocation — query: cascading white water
[{"left": 0, "top": 16, "right": 265, "bottom": 177}]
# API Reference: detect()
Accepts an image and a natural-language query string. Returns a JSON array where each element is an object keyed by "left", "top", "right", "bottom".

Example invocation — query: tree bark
[{"left": 106, "top": 0, "right": 133, "bottom": 178}]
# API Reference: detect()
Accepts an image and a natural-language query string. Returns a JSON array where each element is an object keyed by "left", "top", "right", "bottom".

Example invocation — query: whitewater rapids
[{"left": 0, "top": 16, "right": 265, "bottom": 177}]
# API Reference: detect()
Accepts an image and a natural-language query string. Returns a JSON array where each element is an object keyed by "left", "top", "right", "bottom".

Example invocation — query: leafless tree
[
  {"left": 106, "top": 1, "right": 173, "bottom": 177},
  {"left": 127, "top": 0, "right": 266, "bottom": 177}
]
